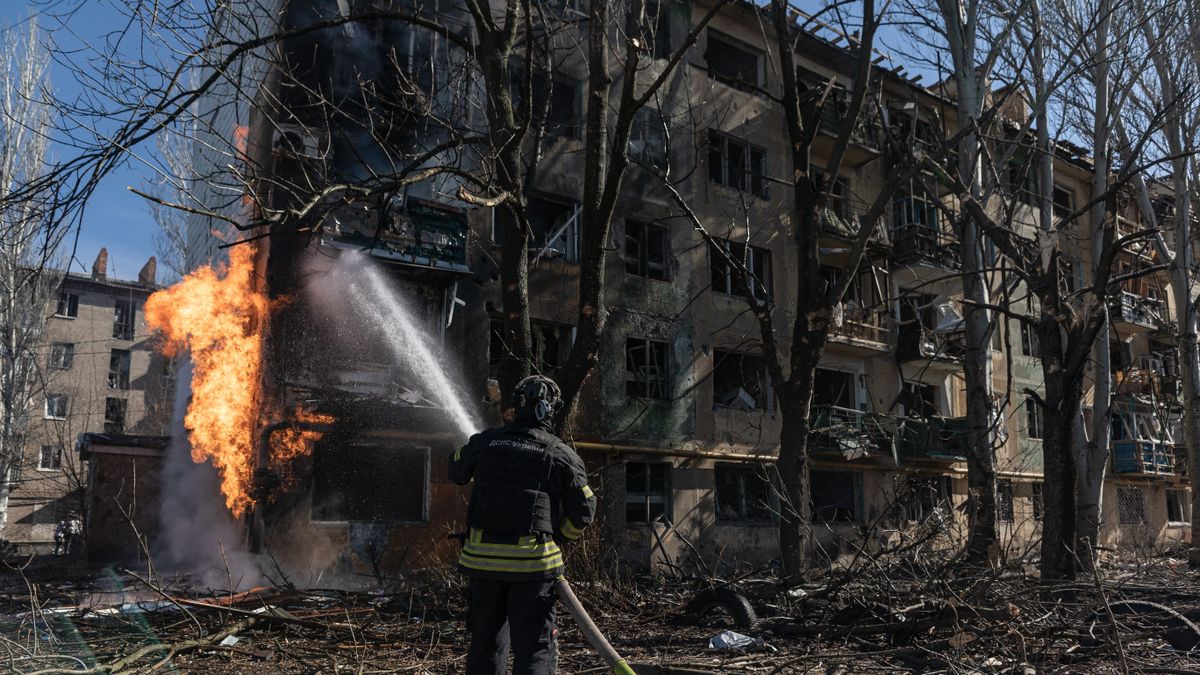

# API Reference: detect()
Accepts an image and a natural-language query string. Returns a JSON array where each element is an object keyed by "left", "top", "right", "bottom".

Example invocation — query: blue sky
[{"left": 2, "top": 3, "right": 160, "bottom": 283}]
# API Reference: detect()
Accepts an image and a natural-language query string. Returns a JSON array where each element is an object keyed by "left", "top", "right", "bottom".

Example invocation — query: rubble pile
[{"left": 1, "top": 550, "right": 1198, "bottom": 673}]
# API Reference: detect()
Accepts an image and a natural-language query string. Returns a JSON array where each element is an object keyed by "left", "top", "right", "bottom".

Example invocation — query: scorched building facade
[{"left": 180, "top": 0, "right": 1192, "bottom": 575}]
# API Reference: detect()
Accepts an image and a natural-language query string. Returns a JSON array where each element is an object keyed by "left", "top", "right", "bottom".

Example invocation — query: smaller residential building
[{"left": 0, "top": 249, "right": 173, "bottom": 552}]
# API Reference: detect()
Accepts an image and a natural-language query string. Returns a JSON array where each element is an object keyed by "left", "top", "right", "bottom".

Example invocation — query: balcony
[
  {"left": 891, "top": 224, "right": 961, "bottom": 272},
  {"left": 898, "top": 416, "right": 969, "bottom": 461},
  {"left": 829, "top": 302, "right": 891, "bottom": 354},
  {"left": 897, "top": 323, "right": 966, "bottom": 368},
  {"left": 323, "top": 198, "right": 470, "bottom": 274},
  {"left": 817, "top": 91, "right": 881, "bottom": 150},
  {"left": 819, "top": 196, "right": 889, "bottom": 248},
  {"left": 1114, "top": 366, "right": 1179, "bottom": 400},
  {"left": 1112, "top": 439, "right": 1176, "bottom": 476},
  {"left": 1109, "top": 291, "right": 1165, "bottom": 331},
  {"left": 809, "top": 405, "right": 894, "bottom": 460}
]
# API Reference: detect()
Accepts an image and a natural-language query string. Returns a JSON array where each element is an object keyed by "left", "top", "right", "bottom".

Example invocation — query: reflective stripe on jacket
[{"left": 458, "top": 528, "right": 565, "bottom": 578}]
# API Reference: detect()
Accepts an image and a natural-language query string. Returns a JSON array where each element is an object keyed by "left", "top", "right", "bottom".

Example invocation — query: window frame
[
  {"left": 108, "top": 349, "right": 132, "bottom": 390},
  {"left": 624, "top": 461, "right": 671, "bottom": 525},
  {"left": 38, "top": 445, "right": 61, "bottom": 471},
  {"left": 1025, "top": 399, "right": 1044, "bottom": 440},
  {"left": 711, "top": 349, "right": 774, "bottom": 412},
  {"left": 629, "top": 107, "right": 668, "bottom": 169},
  {"left": 1031, "top": 482, "right": 1044, "bottom": 522},
  {"left": 113, "top": 298, "right": 135, "bottom": 340},
  {"left": 1117, "top": 485, "right": 1147, "bottom": 525},
  {"left": 55, "top": 292, "right": 79, "bottom": 319},
  {"left": 703, "top": 30, "right": 764, "bottom": 92},
  {"left": 707, "top": 130, "right": 768, "bottom": 198},
  {"left": 624, "top": 220, "right": 671, "bottom": 281},
  {"left": 714, "top": 462, "right": 776, "bottom": 523},
  {"left": 1167, "top": 489, "right": 1191, "bottom": 526},
  {"left": 709, "top": 239, "right": 773, "bottom": 302},
  {"left": 624, "top": 337, "right": 671, "bottom": 400},
  {"left": 44, "top": 394, "right": 68, "bottom": 420},
  {"left": 104, "top": 397, "right": 128, "bottom": 434},
  {"left": 50, "top": 343, "right": 75, "bottom": 370}
]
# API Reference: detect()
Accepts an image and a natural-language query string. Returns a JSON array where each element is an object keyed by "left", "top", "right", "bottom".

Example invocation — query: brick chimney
[
  {"left": 138, "top": 256, "right": 157, "bottom": 286},
  {"left": 92, "top": 248, "right": 108, "bottom": 281}
]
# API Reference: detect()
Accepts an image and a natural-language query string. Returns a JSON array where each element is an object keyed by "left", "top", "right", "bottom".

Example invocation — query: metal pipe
[
  {"left": 555, "top": 579, "right": 637, "bottom": 675},
  {"left": 573, "top": 441, "right": 776, "bottom": 463}
]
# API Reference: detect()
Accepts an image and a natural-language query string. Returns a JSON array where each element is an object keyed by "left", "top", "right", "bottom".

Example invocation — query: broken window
[
  {"left": 709, "top": 239, "right": 772, "bottom": 301},
  {"left": 56, "top": 292, "right": 78, "bottom": 318},
  {"left": 708, "top": 131, "right": 768, "bottom": 197},
  {"left": 1020, "top": 323, "right": 1039, "bottom": 357},
  {"left": 630, "top": 108, "right": 668, "bottom": 169},
  {"left": 1117, "top": 485, "right": 1146, "bottom": 525},
  {"left": 712, "top": 350, "right": 772, "bottom": 411},
  {"left": 488, "top": 320, "right": 574, "bottom": 378},
  {"left": 1031, "top": 482, "right": 1044, "bottom": 522},
  {"left": 50, "top": 343, "right": 74, "bottom": 370},
  {"left": 113, "top": 299, "right": 135, "bottom": 340},
  {"left": 625, "top": 462, "right": 670, "bottom": 523},
  {"left": 901, "top": 381, "right": 939, "bottom": 418},
  {"left": 546, "top": 77, "right": 581, "bottom": 139},
  {"left": 1053, "top": 185, "right": 1075, "bottom": 220},
  {"left": 714, "top": 463, "right": 773, "bottom": 522},
  {"left": 813, "top": 368, "right": 856, "bottom": 409},
  {"left": 625, "top": 337, "right": 669, "bottom": 399},
  {"left": 704, "top": 31, "right": 763, "bottom": 91},
  {"left": 108, "top": 349, "right": 131, "bottom": 390},
  {"left": 810, "top": 470, "right": 858, "bottom": 523},
  {"left": 901, "top": 475, "right": 952, "bottom": 523},
  {"left": 625, "top": 220, "right": 670, "bottom": 281},
  {"left": 1167, "top": 489, "right": 1191, "bottom": 525},
  {"left": 1025, "top": 399, "right": 1044, "bottom": 440},
  {"left": 523, "top": 196, "right": 580, "bottom": 262},
  {"left": 997, "top": 480, "right": 1014, "bottom": 523},
  {"left": 45, "top": 394, "right": 67, "bottom": 420},
  {"left": 892, "top": 185, "right": 940, "bottom": 230},
  {"left": 104, "top": 398, "right": 127, "bottom": 434},
  {"left": 38, "top": 445, "right": 61, "bottom": 471},
  {"left": 312, "top": 445, "right": 429, "bottom": 522}
]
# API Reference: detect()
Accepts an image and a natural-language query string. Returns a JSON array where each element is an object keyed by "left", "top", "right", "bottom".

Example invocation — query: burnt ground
[{"left": 2, "top": 550, "right": 1199, "bottom": 674}]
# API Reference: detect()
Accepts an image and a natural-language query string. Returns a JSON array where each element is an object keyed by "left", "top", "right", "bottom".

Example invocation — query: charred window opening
[
  {"left": 311, "top": 445, "right": 429, "bottom": 523},
  {"left": 707, "top": 131, "right": 767, "bottom": 197},
  {"left": 712, "top": 350, "right": 772, "bottom": 411},
  {"left": 625, "top": 220, "right": 670, "bottom": 281},
  {"left": 38, "top": 445, "right": 61, "bottom": 471},
  {"left": 704, "top": 31, "right": 763, "bottom": 91},
  {"left": 630, "top": 108, "right": 668, "bottom": 168},
  {"left": 715, "top": 463, "right": 774, "bottom": 522},
  {"left": 1020, "top": 322, "right": 1040, "bottom": 357},
  {"left": 900, "top": 475, "right": 952, "bottom": 523},
  {"left": 546, "top": 77, "right": 581, "bottom": 139},
  {"left": 45, "top": 394, "right": 67, "bottom": 420},
  {"left": 709, "top": 239, "right": 772, "bottom": 301},
  {"left": 104, "top": 398, "right": 127, "bottom": 434},
  {"left": 997, "top": 479, "right": 1014, "bottom": 523},
  {"left": 108, "top": 349, "right": 131, "bottom": 390},
  {"left": 1053, "top": 185, "right": 1075, "bottom": 220},
  {"left": 810, "top": 470, "right": 858, "bottom": 523},
  {"left": 488, "top": 320, "right": 574, "bottom": 378},
  {"left": 493, "top": 196, "right": 580, "bottom": 262},
  {"left": 813, "top": 368, "right": 856, "bottom": 408},
  {"left": 625, "top": 462, "right": 670, "bottom": 524},
  {"left": 1167, "top": 489, "right": 1191, "bottom": 524},
  {"left": 114, "top": 299, "right": 135, "bottom": 340},
  {"left": 1031, "top": 482, "right": 1044, "bottom": 521},
  {"left": 625, "top": 337, "right": 669, "bottom": 399},
  {"left": 901, "top": 381, "right": 939, "bottom": 418}
]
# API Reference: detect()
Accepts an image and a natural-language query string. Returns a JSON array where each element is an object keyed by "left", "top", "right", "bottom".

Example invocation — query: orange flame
[
  {"left": 268, "top": 407, "right": 336, "bottom": 495},
  {"left": 144, "top": 246, "right": 329, "bottom": 516}
]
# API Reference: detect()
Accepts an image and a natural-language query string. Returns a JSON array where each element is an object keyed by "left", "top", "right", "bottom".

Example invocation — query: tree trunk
[
  {"left": 776, "top": 381, "right": 814, "bottom": 576},
  {"left": 1040, "top": 346, "right": 1082, "bottom": 580}
]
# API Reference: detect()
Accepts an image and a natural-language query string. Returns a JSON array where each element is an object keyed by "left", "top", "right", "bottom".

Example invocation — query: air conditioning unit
[{"left": 272, "top": 124, "right": 321, "bottom": 159}]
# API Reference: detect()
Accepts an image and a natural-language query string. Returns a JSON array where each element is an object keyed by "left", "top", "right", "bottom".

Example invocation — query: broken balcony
[
  {"left": 898, "top": 416, "right": 969, "bottom": 461},
  {"left": 1111, "top": 440, "right": 1176, "bottom": 476},
  {"left": 1114, "top": 365, "right": 1179, "bottom": 400},
  {"left": 322, "top": 198, "right": 470, "bottom": 274},
  {"left": 891, "top": 224, "right": 961, "bottom": 272},
  {"left": 1109, "top": 291, "right": 1165, "bottom": 331},
  {"left": 817, "top": 89, "right": 881, "bottom": 150},
  {"left": 809, "top": 405, "right": 894, "bottom": 461},
  {"left": 819, "top": 195, "right": 889, "bottom": 248},
  {"left": 829, "top": 302, "right": 892, "bottom": 352},
  {"left": 896, "top": 322, "right": 966, "bottom": 368}
]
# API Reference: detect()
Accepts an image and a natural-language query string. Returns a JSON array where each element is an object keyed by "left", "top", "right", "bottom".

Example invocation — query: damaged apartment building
[{"left": 176, "top": 0, "right": 1191, "bottom": 574}]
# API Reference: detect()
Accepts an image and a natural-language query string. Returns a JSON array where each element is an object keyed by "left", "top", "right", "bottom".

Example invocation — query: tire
[{"left": 683, "top": 587, "right": 757, "bottom": 630}]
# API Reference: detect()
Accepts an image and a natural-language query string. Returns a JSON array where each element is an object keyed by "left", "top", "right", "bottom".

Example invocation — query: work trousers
[{"left": 466, "top": 577, "right": 558, "bottom": 674}]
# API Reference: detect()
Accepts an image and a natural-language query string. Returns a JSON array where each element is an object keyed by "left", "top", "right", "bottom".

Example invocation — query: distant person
[
  {"left": 65, "top": 512, "right": 82, "bottom": 555},
  {"left": 53, "top": 518, "right": 68, "bottom": 556},
  {"left": 449, "top": 375, "right": 596, "bottom": 675}
]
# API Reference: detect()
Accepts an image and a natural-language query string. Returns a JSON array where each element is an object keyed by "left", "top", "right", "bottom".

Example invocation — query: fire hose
[{"left": 554, "top": 578, "right": 637, "bottom": 675}]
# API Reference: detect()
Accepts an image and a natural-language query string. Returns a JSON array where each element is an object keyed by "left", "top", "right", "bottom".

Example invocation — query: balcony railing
[
  {"left": 898, "top": 416, "right": 969, "bottom": 461},
  {"left": 326, "top": 199, "right": 469, "bottom": 270},
  {"left": 1109, "top": 291, "right": 1164, "bottom": 329},
  {"left": 891, "top": 224, "right": 961, "bottom": 270},
  {"left": 810, "top": 405, "right": 893, "bottom": 459},
  {"left": 897, "top": 323, "right": 966, "bottom": 364},
  {"left": 1111, "top": 439, "right": 1176, "bottom": 475},
  {"left": 817, "top": 91, "right": 880, "bottom": 149},
  {"left": 819, "top": 196, "right": 889, "bottom": 246},
  {"left": 830, "top": 303, "right": 891, "bottom": 347},
  {"left": 1114, "top": 367, "right": 1179, "bottom": 399}
]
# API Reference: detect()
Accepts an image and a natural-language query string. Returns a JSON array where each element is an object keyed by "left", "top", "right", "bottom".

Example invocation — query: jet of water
[{"left": 337, "top": 254, "right": 481, "bottom": 440}]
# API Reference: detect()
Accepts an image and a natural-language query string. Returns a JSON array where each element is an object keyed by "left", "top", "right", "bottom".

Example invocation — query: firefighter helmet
[{"left": 513, "top": 375, "right": 562, "bottom": 422}]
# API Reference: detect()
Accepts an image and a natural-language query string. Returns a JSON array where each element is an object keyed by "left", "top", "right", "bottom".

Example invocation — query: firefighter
[{"left": 449, "top": 375, "right": 596, "bottom": 674}]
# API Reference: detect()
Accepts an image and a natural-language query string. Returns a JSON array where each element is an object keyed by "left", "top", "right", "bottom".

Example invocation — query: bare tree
[{"left": 0, "top": 20, "right": 60, "bottom": 530}]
